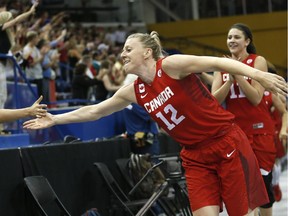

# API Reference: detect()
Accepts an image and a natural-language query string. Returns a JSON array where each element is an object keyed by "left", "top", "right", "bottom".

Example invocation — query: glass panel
[{"left": 38, "top": 0, "right": 288, "bottom": 22}]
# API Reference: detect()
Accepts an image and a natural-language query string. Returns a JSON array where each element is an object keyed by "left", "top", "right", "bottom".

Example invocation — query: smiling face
[
  {"left": 121, "top": 37, "right": 147, "bottom": 74},
  {"left": 227, "top": 28, "right": 250, "bottom": 56}
]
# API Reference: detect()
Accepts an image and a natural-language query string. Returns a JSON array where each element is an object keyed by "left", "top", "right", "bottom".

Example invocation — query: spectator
[
  {"left": 37, "top": 39, "right": 60, "bottom": 104},
  {"left": 23, "top": 30, "right": 47, "bottom": 99},
  {"left": 91, "top": 51, "right": 102, "bottom": 74},
  {"left": 80, "top": 54, "right": 95, "bottom": 78},
  {"left": 114, "top": 24, "right": 127, "bottom": 47},
  {"left": 111, "top": 54, "right": 126, "bottom": 86},
  {"left": 95, "top": 60, "right": 122, "bottom": 101},
  {"left": 71, "top": 63, "right": 101, "bottom": 105},
  {"left": 104, "top": 27, "right": 116, "bottom": 46},
  {"left": 79, "top": 54, "right": 98, "bottom": 100},
  {"left": 67, "top": 37, "right": 82, "bottom": 82},
  {"left": 0, "top": 0, "right": 39, "bottom": 131}
]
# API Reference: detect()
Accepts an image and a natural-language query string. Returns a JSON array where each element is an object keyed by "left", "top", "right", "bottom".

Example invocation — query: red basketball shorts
[
  {"left": 180, "top": 124, "right": 269, "bottom": 216},
  {"left": 247, "top": 134, "right": 277, "bottom": 173}
]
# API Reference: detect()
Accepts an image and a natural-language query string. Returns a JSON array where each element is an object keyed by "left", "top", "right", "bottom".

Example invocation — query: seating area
[
  {"left": 24, "top": 176, "right": 71, "bottom": 216},
  {"left": 95, "top": 152, "right": 192, "bottom": 216},
  {"left": 23, "top": 156, "right": 190, "bottom": 216},
  {"left": 0, "top": 134, "right": 181, "bottom": 216},
  {"left": 94, "top": 162, "right": 153, "bottom": 216}
]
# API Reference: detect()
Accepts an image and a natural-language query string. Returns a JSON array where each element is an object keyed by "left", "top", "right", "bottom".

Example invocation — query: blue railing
[
  {"left": 0, "top": 53, "right": 38, "bottom": 133},
  {"left": 0, "top": 54, "right": 38, "bottom": 98},
  {"left": 0, "top": 54, "right": 105, "bottom": 139}
]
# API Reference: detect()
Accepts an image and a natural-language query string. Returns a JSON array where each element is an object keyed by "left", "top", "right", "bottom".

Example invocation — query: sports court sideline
[{"left": 220, "top": 166, "right": 288, "bottom": 216}]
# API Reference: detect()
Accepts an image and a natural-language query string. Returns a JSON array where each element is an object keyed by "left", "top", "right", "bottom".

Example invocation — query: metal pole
[
  {"left": 216, "top": 0, "right": 221, "bottom": 17},
  {"left": 268, "top": 0, "right": 273, "bottom": 12},
  {"left": 127, "top": 0, "right": 134, "bottom": 26},
  {"left": 191, "top": 0, "right": 199, "bottom": 20},
  {"left": 148, "top": 0, "right": 181, "bottom": 21},
  {"left": 242, "top": 0, "right": 247, "bottom": 14}
]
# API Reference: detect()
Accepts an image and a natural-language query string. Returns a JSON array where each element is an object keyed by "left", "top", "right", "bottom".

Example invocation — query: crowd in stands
[{"left": 2, "top": 2, "right": 140, "bottom": 107}]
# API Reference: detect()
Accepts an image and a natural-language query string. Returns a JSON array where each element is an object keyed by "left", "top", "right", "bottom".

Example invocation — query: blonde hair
[
  {"left": 127, "top": 31, "right": 164, "bottom": 60},
  {"left": 0, "top": 11, "right": 12, "bottom": 25},
  {"left": 26, "top": 30, "right": 38, "bottom": 42}
]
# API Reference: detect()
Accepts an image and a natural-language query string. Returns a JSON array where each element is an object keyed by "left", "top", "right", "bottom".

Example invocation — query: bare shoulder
[
  {"left": 254, "top": 55, "right": 268, "bottom": 71},
  {"left": 162, "top": 54, "right": 217, "bottom": 78},
  {"left": 255, "top": 55, "right": 266, "bottom": 62},
  {"left": 162, "top": 54, "right": 191, "bottom": 67},
  {"left": 162, "top": 54, "right": 193, "bottom": 79}
]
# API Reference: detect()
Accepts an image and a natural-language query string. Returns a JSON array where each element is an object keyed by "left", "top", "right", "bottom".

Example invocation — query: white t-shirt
[{"left": 23, "top": 45, "right": 43, "bottom": 80}]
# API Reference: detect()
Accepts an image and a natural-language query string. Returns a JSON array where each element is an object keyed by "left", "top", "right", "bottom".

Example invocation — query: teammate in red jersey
[
  {"left": 264, "top": 90, "right": 287, "bottom": 202},
  {"left": 211, "top": 23, "right": 286, "bottom": 216},
  {"left": 23, "top": 31, "right": 287, "bottom": 216}
]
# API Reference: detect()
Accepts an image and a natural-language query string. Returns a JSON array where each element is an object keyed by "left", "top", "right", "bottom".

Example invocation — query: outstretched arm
[
  {"left": 162, "top": 55, "right": 287, "bottom": 96},
  {"left": 23, "top": 84, "right": 136, "bottom": 129},
  {"left": 2, "top": 1, "right": 39, "bottom": 30},
  {"left": 0, "top": 96, "right": 46, "bottom": 123}
]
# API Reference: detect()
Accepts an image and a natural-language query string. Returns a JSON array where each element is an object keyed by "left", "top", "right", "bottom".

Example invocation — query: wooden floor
[
  {"left": 220, "top": 162, "right": 288, "bottom": 216},
  {"left": 272, "top": 165, "right": 288, "bottom": 216}
]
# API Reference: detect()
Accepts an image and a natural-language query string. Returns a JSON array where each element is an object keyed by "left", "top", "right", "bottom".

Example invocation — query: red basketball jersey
[
  {"left": 264, "top": 91, "right": 285, "bottom": 158},
  {"left": 134, "top": 58, "right": 234, "bottom": 146},
  {"left": 222, "top": 54, "right": 274, "bottom": 135}
]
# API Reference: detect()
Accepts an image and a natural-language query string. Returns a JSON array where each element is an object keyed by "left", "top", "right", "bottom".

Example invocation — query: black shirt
[
  {"left": 0, "top": 28, "right": 11, "bottom": 54},
  {"left": 71, "top": 74, "right": 101, "bottom": 100}
]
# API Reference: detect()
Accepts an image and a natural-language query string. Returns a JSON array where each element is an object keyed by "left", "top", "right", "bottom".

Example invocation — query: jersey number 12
[{"left": 155, "top": 104, "right": 185, "bottom": 130}]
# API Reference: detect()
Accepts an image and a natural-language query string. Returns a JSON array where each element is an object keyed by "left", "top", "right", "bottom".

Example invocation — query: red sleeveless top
[
  {"left": 134, "top": 58, "right": 235, "bottom": 146},
  {"left": 221, "top": 54, "right": 274, "bottom": 135}
]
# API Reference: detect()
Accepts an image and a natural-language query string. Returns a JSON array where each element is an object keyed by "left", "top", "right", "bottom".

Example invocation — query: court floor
[
  {"left": 272, "top": 166, "right": 288, "bottom": 216},
  {"left": 220, "top": 165, "right": 288, "bottom": 216}
]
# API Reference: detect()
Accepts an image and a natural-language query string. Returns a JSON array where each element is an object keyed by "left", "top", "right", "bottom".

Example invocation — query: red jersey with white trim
[
  {"left": 263, "top": 91, "right": 276, "bottom": 134},
  {"left": 263, "top": 91, "right": 273, "bottom": 111},
  {"left": 134, "top": 58, "right": 235, "bottom": 146},
  {"left": 263, "top": 91, "right": 284, "bottom": 157},
  {"left": 221, "top": 54, "right": 274, "bottom": 135},
  {"left": 263, "top": 91, "right": 281, "bottom": 133}
]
